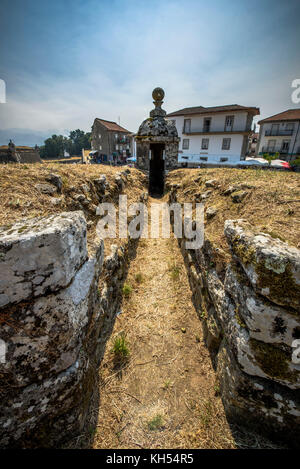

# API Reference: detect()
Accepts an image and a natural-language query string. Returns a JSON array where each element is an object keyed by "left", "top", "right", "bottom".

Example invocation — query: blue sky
[{"left": 0, "top": 0, "right": 299, "bottom": 145}]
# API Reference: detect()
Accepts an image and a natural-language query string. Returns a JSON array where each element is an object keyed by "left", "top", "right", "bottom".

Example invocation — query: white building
[
  {"left": 257, "top": 109, "right": 300, "bottom": 162},
  {"left": 166, "top": 104, "right": 260, "bottom": 166}
]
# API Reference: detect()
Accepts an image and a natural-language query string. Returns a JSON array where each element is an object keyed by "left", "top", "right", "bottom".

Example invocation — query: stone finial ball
[{"left": 152, "top": 87, "right": 165, "bottom": 101}]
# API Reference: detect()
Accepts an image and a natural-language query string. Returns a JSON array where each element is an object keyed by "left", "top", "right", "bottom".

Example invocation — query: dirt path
[{"left": 89, "top": 196, "right": 239, "bottom": 449}]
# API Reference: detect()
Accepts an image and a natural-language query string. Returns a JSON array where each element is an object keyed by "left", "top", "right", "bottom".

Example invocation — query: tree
[
  {"left": 40, "top": 134, "right": 66, "bottom": 159},
  {"left": 39, "top": 129, "right": 91, "bottom": 158},
  {"left": 68, "top": 129, "right": 91, "bottom": 155}
]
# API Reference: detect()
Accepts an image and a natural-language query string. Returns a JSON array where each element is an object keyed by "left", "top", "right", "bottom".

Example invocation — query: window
[
  {"left": 286, "top": 123, "right": 294, "bottom": 130},
  {"left": 98, "top": 134, "right": 102, "bottom": 139},
  {"left": 271, "top": 124, "right": 279, "bottom": 136},
  {"left": 182, "top": 139, "right": 189, "bottom": 150},
  {"left": 281, "top": 140, "right": 290, "bottom": 152},
  {"left": 201, "top": 138, "right": 209, "bottom": 150},
  {"left": 224, "top": 115, "right": 234, "bottom": 131},
  {"left": 267, "top": 139, "right": 276, "bottom": 152},
  {"left": 115, "top": 134, "right": 118, "bottom": 139},
  {"left": 220, "top": 157, "right": 228, "bottom": 162},
  {"left": 222, "top": 138, "right": 231, "bottom": 150},
  {"left": 183, "top": 119, "right": 191, "bottom": 133},
  {"left": 203, "top": 118, "right": 211, "bottom": 132},
  {"left": 200, "top": 156, "right": 208, "bottom": 161},
  {"left": 285, "top": 123, "right": 294, "bottom": 135}
]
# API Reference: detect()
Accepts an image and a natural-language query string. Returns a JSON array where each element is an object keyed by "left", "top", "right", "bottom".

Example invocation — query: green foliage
[
  {"left": 122, "top": 283, "right": 132, "bottom": 297},
  {"left": 39, "top": 129, "right": 91, "bottom": 159},
  {"left": 112, "top": 333, "right": 130, "bottom": 359},
  {"left": 147, "top": 414, "right": 164, "bottom": 431},
  {"left": 263, "top": 152, "right": 279, "bottom": 165},
  {"left": 135, "top": 273, "right": 143, "bottom": 284},
  {"left": 291, "top": 157, "right": 300, "bottom": 167},
  {"left": 168, "top": 262, "right": 180, "bottom": 280}
]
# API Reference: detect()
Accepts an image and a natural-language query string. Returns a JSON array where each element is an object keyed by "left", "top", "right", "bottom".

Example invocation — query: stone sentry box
[{"left": 135, "top": 88, "right": 179, "bottom": 195}]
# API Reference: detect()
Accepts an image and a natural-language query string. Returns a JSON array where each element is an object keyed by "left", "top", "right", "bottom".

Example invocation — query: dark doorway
[{"left": 149, "top": 143, "right": 165, "bottom": 196}]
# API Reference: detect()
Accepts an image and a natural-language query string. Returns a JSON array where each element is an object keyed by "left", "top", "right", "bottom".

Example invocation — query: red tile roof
[
  {"left": 167, "top": 104, "right": 259, "bottom": 117},
  {"left": 94, "top": 118, "right": 131, "bottom": 133},
  {"left": 258, "top": 108, "right": 300, "bottom": 124}
]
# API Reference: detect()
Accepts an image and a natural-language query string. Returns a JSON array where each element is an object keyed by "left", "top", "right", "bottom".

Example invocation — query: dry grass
[
  {"left": 0, "top": 163, "right": 146, "bottom": 251},
  {"left": 167, "top": 168, "right": 300, "bottom": 260},
  {"left": 65, "top": 196, "right": 283, "bottom": 449},
  {"left": 2, "top": 165, "right": 294, "bottom": 449}
]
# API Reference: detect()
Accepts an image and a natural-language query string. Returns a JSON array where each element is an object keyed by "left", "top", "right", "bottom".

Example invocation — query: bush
[
  {"left": 122, "top": 283, "right": 132, "bottom": 297},
  {"left": 291, "top": 157, "right": 300, "bottom": 168},
  {"left": 147, "top": 414, "right": 164, "bottom": 431},
  {"left": 135, "top": 273, "right": 143, "bottom": 284}
]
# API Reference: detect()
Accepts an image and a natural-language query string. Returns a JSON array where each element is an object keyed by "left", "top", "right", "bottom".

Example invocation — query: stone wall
[
  {"left": 0, "top": 173, "right": 145, "bottom": 448},
  {"left": 169, "top": 187, "right": 300, "bottom": 447},
  {"left": 0, "top": 147, "right": 41, "bottom": 164}
]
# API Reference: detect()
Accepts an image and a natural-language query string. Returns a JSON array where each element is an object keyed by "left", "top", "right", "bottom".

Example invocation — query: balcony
[
  {"left": 116, "top": 136, "right": 131, "bottom": 145},
  {"left": 265, "top": 129, "right": 293, "bottom": 136},
  {"left": 182, "top": 126, "right": 249, "bottom": 135},
  {"left": 261, "top": 146, "right": 290, "bottom": 154}
]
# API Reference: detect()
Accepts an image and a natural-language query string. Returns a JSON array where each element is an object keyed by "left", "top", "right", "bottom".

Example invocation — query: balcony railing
[
  {"left": 261, "top": 146, "right": 290, "bottom": 154},
  {"left": 116, "top": 136, "right": 131, "bottom": 144},
  {"left": 265, "top": 129, "right": 294, "bottom": 136},
  {"left": 182, "top": 126, "right": 249, "bottom": 134}
]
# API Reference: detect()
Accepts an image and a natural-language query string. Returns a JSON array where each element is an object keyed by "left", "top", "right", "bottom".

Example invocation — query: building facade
[
  {"left": 166, "top": 104, "right": 259, "bottom": 166},
  {"left": 257, "top": 109, "right": 300, "bottom": 162},
  {"left": 91, "top": 118, "right": 133, "bottom": 162}
]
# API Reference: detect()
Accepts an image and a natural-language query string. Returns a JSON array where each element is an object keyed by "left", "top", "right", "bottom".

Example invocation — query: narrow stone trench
[{"left": 89, "top": 196, "right": 237, "bottom": 449}]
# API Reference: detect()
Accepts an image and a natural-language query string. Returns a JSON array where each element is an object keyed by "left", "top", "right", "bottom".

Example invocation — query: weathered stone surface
[
  {"left": 206, "top": 206, "right": 218, "bottom": 219},
  {"left": 0, "top": 210, "right": 106, "bottom": 448},
  {"left": 169, "top": 185, "right": 300, "bottom": 446},
  {"left": 205, "top": 266, "right": 300, "bottom": 389},
  {"left": 0, "top": 240, "right": 103, "bottom": 388},
  {"left": 217, "top": 341, "right": 300, "bottom": 447},
  {"left": 200, "top": 190, "right": 212, "bottom": 200},
  {"left": 73, "top": 193, "right": 91, "bottom": 207},
  {"left": 0, "top": 211, "right": 88, "bottom": 308},
  {"left": 35, "top": 183, "right": 56, "bottom": 195},
  {"left": 224, "top": 185, "right": 236, "bottom": 196},
  {"left": 81, "top": 183, "right": 90, "bottom": 193},
  {"left": 115, "top": 175, "right": 125, "bottom": 191},
  {"left": 225, "top": 264, "right": 300, "bottom": 347},
  {"left": 231, "top": 190, "right": 248, "bottom": 203},
  {"left": 0, "top": 351, "right": 92, "bottom": 448},
  {"left": 135, "top": 89, "right": 180, "bottom": 171},
  {"left": 225, "top": 219, "right": 300, "bottom": 311},
  {"left": 205, "top": 179, "right": 219, "bottom": 188},
  {"left": 45, "top": 174, "right": 62, "bottom": 193},
  {"left": 50, "top": 197, "right": 63, "bottom": 206}
]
